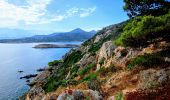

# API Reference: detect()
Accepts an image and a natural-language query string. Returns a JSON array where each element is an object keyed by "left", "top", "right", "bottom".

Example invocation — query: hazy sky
[{"left": 0, "top": 0, "right": 129, "bottom": 32}]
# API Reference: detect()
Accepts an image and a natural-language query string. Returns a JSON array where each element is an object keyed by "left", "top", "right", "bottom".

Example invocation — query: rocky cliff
[{"left": 21, "top": 17, "right": 170, "bottom": 100}]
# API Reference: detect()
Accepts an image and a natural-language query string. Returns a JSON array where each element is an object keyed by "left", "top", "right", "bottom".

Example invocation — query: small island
[{"left": 33, "top": 44, "right": 80, "bottom": 48}]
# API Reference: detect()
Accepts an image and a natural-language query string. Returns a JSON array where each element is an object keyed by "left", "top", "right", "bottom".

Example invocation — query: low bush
[
  {"left": 63, "top": 50, "right": 83, "bottom": 67},
  {"left": 82, "top": 73, "right": 97, "bottom": 82},
  {"left": 88, "top": 43, "right": 101, "bottom": 53},
  {"left": 115, "top": 92, "right": 124, "bottom": 100},
  {"left": 99, "top": 58, "right": 105, "bottom": 66},
  {"left": 87, "top": 79, "right": 101, "bottom": 91},
  {"left": 128, "top": 54, "right": 162, "bottom": 69},
  {"left": 70, "top": 65, "right": 80, "bottom": 74},
  {"left": 114, "top": 13, "right": 170, "bottom": 47},
  {"left": 98, "top": 66, "right": 116, "bottom": 76},
  {"left": 48, "top": 60, "right": 63, "bottom": 66},
  {"left": 79, "top": 63, "right": 96, "bottom": 76}
]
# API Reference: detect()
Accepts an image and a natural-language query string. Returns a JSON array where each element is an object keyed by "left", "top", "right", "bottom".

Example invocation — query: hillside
[
  {"left": 21, "top": 13, "right": 170, "bottom": 100},
  {"left": 0, "top": 28, "right": 96, "bottom": 43}
]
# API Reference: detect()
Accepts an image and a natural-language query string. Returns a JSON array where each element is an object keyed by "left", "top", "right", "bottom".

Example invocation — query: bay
[{"left": 0, "top": 42, "right": 81, "bottom": 100}]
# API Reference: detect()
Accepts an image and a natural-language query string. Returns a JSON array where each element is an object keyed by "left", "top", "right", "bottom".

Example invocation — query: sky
[{"left": 0, "top": 0, "right": 129, "bottom": 33}]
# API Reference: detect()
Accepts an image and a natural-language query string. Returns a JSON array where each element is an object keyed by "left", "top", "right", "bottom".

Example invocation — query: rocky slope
[{"left": 21, "top": 18, "right": 170, "bottom": 100}]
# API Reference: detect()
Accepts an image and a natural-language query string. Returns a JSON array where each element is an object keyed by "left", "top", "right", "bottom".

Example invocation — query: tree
[{"left": 123, "top": 0, "right": 170, "bottom": 18}]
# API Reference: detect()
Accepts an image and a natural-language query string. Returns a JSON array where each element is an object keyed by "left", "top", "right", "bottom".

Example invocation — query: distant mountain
[
  {"left": 89, "top": 30, "right": 97, "bottom": 34},
  {"left": 0, "top": 28, "right": 35, "bottom": 39},
  {"left": 0, "top": 28, "right": 97, "bottom": 43}
]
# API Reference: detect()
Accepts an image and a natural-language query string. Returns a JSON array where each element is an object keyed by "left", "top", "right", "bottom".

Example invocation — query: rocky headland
[{"left": 21, "top": 13, "right": 170, "bottom": 100}]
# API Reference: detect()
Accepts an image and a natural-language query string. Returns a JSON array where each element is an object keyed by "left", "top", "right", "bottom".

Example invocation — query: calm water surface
[{"left": 0, "top": 42, "right": 81, "bottom": 100}]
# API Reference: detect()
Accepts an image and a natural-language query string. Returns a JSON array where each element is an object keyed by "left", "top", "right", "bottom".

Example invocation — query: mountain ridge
[{"left": 0, "top": 28, "right": 97, "bottom": 43}]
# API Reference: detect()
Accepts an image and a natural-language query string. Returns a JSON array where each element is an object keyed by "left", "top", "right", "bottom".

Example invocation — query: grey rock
[
  {"left": 73, "top": 90, "right": 85, "bottom": 100},
  {"left": 98, "top": 41, "right": 115, "bottom": 61},
  {"left": 89, "top": 90, "right": 103, "bottom": 100},
  {"left": 78, "top": 53, "right": 96, "bottom": 67},
  {"left": 138, "top": 67, "right": 170, "bottom": 89},
  {"left": 27, "top": 86, "right": 45, "bottom": 100}
]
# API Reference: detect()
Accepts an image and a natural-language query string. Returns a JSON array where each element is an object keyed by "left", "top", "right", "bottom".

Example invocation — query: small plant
[
  {"left": 88, "top": 43, "right": 101, "bottom": 53},
  {"left": 48, "top": 60, "right": 63, "bottom": 66},
  {"left": 128, "top": 54, "right": 162, "bottom": 69},
  {"left": 70, "top": 65, "right": 80, "bottom": 75},
  {"left": 85, "top": 96, "right": 90, "bottom": 100},
  {"left": 98, "top": 66, "right": 116, "bottom": 76},
  {"left": 82, "top": 73, "right": 97, "bottom": 82},
  {"left": 115, "top": 92, "right": 124, "bottom": 100},
  {"left": 87, "top": 79, "right": 101, "bottom": 91},
  {"left": 79, "top": 63, "right": 96, "bottom": 76},
  {"left": 99, "top": 58, "right": 105, "bottom": 66}
]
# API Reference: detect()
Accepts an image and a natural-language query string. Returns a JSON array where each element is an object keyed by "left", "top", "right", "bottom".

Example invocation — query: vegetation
[
  {"left": 87, "top": 79, "right": 101, "bottom": 91},
  {"left": 87, "top": 22, "right": 126, "bottom": 53},
  {"left": 88, "top": 43, "right": 101, "bottom": 53},
  {"left": 63, "top": 50, "right": 83, "bottom": 67},
  {"left": 43, "top": 50, "right": 83, "bottom": 92},
  {"left": 99, "top": 58, "right": 105, "bottom": 66},
  {"left": 82, "top": 73, "right": 98, "bottom": 82},
  {"left": 124, "top": 0, "right": 170, "bottom": 18},
  {"left": 97, "top": 66, "right": 116, "bottom": 76},
  {"left": 115, "top": 13, "right": 170, "bottom": 47},
  {"left": 128, "top": 54, "right": 162, "bottom": 69},
  {"left": 48, "top": 60, "right": 63, "bottom": 66},
  {"left": 78, "top": 63, "right": 96, "bottom": 76},
  {"left": 115, "top": 92, "right": 124, "bottom": 100}
]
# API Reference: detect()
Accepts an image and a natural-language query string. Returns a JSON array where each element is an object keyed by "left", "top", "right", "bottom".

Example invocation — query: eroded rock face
[
  {"left": 94, "top": 35, "right": 103, "bottom": 43},
  {"left": 87, "top": 90, "right": 103, "bottom": 100},
  {"left": 26, "top": 86, "right": 45, "bottom": 100},
  {"left": 138, "top": 67, "right": 170, "bottom": 89},
  {"left": 98, "top": 41, "right": 115, "bottom": 61},
  {"left": 113, "top": 47, "right": 139, "bottom": 68},
  {"left": 56, "top": 89, "right": 103, "bottom": 100},
  {"left": 78, "top": 53, "right": 96, "bottom": 67}
]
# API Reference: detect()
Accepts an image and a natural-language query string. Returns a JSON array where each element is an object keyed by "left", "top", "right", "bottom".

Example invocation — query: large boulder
[
  {"left": 98, "top": 41, "right": 115, "bottom": 61},
  {"left": 57, "top": 89, "right": 103, "bottom": 100},
  {"left": 138, "top": 67, "right": 170, "bottom": 89},
  {"left": 26, "top": 86, "right": 45, "bottom": 100}
]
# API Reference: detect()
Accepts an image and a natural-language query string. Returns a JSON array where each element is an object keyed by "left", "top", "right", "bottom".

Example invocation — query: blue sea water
[{"left": 0, "top": 42, "right": 81, "bottom": 100}]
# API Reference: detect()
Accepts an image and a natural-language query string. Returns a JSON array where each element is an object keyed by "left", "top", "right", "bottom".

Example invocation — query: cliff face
[{"left": 22, "top": 19, "right": 170, "bottom": 100}]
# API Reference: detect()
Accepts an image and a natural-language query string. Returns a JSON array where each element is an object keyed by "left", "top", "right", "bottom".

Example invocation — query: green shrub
[
  {"left": 43, "top": 50, "right": 84, "bottom": 92},
  {"left": 115, "top": 92, "right": 124, "bottom": 100},
  {"left": 114, "top": 13, "right": 170, "bottom": 47},
  {"left": 82, "top": 73, "right": 97, "bottom": 82},
  {"left": 98, "top": 66, "right": 116, "bottom": 76},
  {"left": 99, "top": 58, "right": 105, "bottom": 66},
  {"left": 70, "top": 65, "right": 80, "bottom": 75},
  {"left": 48, "top": 60, "right": 63, "bottom": 66},
  {"left": 88, "top": 43, "right": 101, "bottom": 53},
  {"left": 128, "top": 54, "right": 162, "bottom": 69},
  {"left": 63, "top": 50, "right": 83, "bottom": 67},
  {"left": 87, "top": 79, "right": 101, "bottom": 91},
  {"left": 79, "top": 63, "right": 96, "bottom": 76},
  {"left": 43, "top": 77, "right": 62, "bottom": 92},
  {"left": 85, "top": 96, "right": 90, "bottom": 100}
]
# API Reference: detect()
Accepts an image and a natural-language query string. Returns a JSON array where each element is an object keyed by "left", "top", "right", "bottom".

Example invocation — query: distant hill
[{"left": 0, "top": 28, "right": 97, "bottom": 43}]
